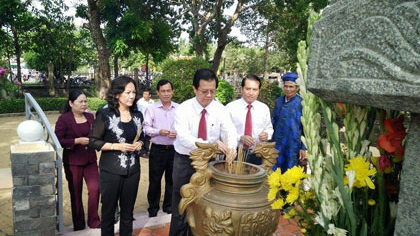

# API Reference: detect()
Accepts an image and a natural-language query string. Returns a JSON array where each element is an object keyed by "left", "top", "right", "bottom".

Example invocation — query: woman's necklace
[{"left": 119, "top": 110, "right": 131, "bottom": 122}]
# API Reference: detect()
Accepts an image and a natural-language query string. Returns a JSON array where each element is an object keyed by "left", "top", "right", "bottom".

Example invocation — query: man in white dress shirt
[
  {"left": 169, "top": 68, "right": 237, "bottom": 236},
  {"left": 226, "top": 74, "right": 274, "bottom": 165},
  {"left": 136, "top": 88, "right": 154, "bottom": 115},
  {"left": 137, "top": 88, "right": 154, "bottom": 157}
]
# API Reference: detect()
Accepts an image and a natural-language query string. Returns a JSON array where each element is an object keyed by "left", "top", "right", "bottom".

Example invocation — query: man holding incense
[
  {"left": 170, "top": 68, "right": 237, "bottom": 236},
  {"left": 226, "top": 74, "right": 273, "bottom": 165}
]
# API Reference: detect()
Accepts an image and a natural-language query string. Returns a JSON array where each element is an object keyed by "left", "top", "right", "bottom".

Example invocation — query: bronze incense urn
[{"left": 179, "top": 142, "right": 281, "bottom": 236}]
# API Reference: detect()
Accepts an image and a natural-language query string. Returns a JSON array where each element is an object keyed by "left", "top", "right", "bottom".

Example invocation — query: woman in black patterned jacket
[{"left": 89, "top": 76, "right": 145, "bottom": 236}]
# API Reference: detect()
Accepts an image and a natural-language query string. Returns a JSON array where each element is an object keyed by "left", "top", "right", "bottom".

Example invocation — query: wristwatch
[{"left": 111, "top": 144, "right": 114, "bottom": 151}]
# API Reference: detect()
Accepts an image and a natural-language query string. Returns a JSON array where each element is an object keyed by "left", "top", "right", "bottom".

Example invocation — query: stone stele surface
[
  {"left": 307, "top": 0, "right": 420, "bottom": 235},
  {"left": 307, "top": 0, "right": 420, "bottom": 113}
]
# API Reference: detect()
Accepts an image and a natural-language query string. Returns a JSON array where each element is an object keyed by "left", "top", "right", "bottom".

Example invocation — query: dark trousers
[
  {"left": 169, "top": 152, "right": 195, "bottom": 236},
  {"left": 245, "top": 151, "right": 262, "bottom": 165},
  {"left": 64, "top": 162, "right": 101, "bottom": 230},
  {"left": 148, "top": 144, "right": 174, "bottom": 215},
  {"left": 99, "top": 170, "right": 140, "bottom": 236}
]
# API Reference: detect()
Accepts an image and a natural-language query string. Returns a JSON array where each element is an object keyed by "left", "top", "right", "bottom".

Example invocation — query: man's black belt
[{"left": 151, "top": 143, "right": 174, "bottom": 150}]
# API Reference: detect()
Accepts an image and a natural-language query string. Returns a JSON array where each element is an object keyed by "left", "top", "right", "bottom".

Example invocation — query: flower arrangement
[{"left": 267, "top": 9, "right": 407, "bottom": 236}]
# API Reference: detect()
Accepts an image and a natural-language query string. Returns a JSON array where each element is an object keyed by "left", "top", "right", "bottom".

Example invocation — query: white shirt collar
[
  {"left": 192, "top": 97, "right": 206, "bottom": 115},
  {"left": 240, "top": 97, "right": 255, "bottom": 108}
]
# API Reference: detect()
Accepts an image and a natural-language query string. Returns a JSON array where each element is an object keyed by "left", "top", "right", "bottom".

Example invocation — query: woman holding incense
[{"left": 89, "top": 76, "right": 145, "bottom": 236}]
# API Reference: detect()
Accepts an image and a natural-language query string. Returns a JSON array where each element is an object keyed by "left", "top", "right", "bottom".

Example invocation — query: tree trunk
[
  {"left": 94, "top": 66, "right": 100, "bottom": 96},
  {"left": 113, "top": 54, "right": 119, "bottom": 78},
  {"left": 263, "top": 27, "right": 270, "bottom": 79},
  {"left": 87, "top": 0, "right": 111, "bottom": 99},
  {"left": 145, "top": 54, "right": 149, "bottom": 87},
  {"left": 11, "top": 26, "right": 22, "bottom": 83},
  {"left": 212, "top": 43, "right": 226, "bottom": 73},
  {"left": 66, "top": 43, "right": 73, "bottom": 94},
  {"left": 211, "top": 0, "right": 243, "bottom": 72},
  {"left": 133, "top": 67, "right": 139, "bottom": 91},
  {"left": 48, "top": 62, "right": 55, "bottom": 96},
  {"left": 194, "top": 35, "right": 206, "bottom": 58}
]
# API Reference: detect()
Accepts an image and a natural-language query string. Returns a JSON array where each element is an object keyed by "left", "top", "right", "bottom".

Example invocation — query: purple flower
[{"left": 0, "top": 67, "right": 8, "bottom": 76}]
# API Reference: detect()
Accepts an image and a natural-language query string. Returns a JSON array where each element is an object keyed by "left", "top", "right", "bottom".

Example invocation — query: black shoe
[
  {"left": 148, "top": 210, "right": 158, "bottom": 218},
  {"left": 163, "top": 208, "right": 172, "bottom": 214}
]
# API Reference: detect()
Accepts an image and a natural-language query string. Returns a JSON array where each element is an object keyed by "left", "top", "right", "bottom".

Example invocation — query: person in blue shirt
[{"left": 272, "top": 72, "right": 306, "bottom": 173}]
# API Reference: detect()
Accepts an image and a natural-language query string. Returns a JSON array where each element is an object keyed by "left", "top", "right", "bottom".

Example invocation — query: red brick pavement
[{"left": 125, "top": 216, "right": 304, "bottom": 236}]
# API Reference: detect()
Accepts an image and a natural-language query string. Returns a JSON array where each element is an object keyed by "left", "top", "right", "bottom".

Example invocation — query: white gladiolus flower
[
  {"left": 334, "top": 187, "right": 344, "bottom": 207},
  {"left": 315, "top": 213, "right": 325, "bottom": 227},
  {"left": 346, "top": 170, "right": 355, "bottom": 189},
  {"left": 327, "top": 223, "right": 347, "bottom": 236},
  {"left": 321, "top": 200, "right": 340, "bottom": 220},
  {"left": 389, "top": 202, "right": 397, "bottom": 219}
]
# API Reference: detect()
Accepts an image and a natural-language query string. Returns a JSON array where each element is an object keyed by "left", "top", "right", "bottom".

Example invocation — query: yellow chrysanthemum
[
  {"left": 283, "top": 208, "right": 296, "bottom": 219},
  {"left": 344, "top": 156, "right": 377, "bottom": 189},
  {"left": 286, "top": 187, "right": 300, "bottom": 204},
  {"left": 280, "top": 166, "right": 309, "bottom": 191},
  {"left": 267, "top": 187, "right": 279, "bottom": 201},
  {"left": 368, "top": 199, "right": 376, "bottom": 206},
  {"left": 268, "top": 168, "right": 282, "bottom": 188},
  {"left": 271, "top": 198, "right": 285, "bottom": 210},
  {"left": 299, "top": 190, "right": 315, "bottom": 204},
  {"left": 283, "top": 212, "right": 291, "bottom": 219}
]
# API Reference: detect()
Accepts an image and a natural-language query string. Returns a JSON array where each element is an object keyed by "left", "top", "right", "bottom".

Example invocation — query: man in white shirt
[
  {"left": 137, "top": 88, "right": 154, "bottom": 157},
  {"left": 169, "top": 68, "right": 237, "bottom": 236},
  {"left": 136, "top": 88, "right": 154, "bottom": 115},
  {"left": 226, "top": 74, "right": 274, "bottom": 165}
]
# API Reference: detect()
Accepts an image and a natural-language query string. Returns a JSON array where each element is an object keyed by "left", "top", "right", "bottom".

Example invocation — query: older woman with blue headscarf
[{"left": 271, "top": 72, "right": 307, "bottom": 173}]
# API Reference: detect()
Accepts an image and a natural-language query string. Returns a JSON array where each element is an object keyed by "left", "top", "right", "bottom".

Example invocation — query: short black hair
[
  {"left": 143, "top": 88, "right": 152, "bottom": 94},
  {"left": 241, "top": 74, "right": 262, "bottom": 89},
  {"left": 193, "top": 68, "right": 218, "bottom": 89},
  {"left": 106, "top": 76, "right": 139, "bottom": 112},
  {"left": 156, "top": 79, "right": 173, "bottom": 91}
]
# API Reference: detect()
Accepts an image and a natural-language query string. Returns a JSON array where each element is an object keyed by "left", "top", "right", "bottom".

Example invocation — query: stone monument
[
  {"left": 10, "top": 120, "right": 57, "bottom": 236},
  {"left": 307, "top": 0, "right": 420, "bottom": 235}
]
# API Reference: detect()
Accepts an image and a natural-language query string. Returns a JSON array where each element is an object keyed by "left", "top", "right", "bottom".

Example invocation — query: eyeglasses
[{"left": 197, "top": 89, "right": 216, "bottom": 95}]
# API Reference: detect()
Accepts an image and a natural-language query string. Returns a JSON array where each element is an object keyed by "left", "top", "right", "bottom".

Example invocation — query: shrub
[
  {"left": 156, "top": 57, "right": 211, "bottom": 103},
  {"left": 258, "top": 80, "right": 284, "bottom": 111},
  {"left": 215, "top": 80, "right": 234, "bottom": 105},
  {"left": 0, "top": 80, "right": 19, "bottom": 98},
  {"left": 0, "top": 97, "right": 106, "bottom": 114},
  {"left": 87, "top": 97, "right": 107, "bottom": 111}
]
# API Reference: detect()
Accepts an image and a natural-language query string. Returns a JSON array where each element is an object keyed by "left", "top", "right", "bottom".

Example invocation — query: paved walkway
[{"left": 61, "top": 211, "right": 303, "bottom": 236}]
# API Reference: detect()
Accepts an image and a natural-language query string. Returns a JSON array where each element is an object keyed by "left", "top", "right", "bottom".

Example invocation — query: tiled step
[
  {"left": 61, "top": 211, "right": 171, "bottom": 235},
  {"left": 61, "top": 211, "right": 304, "bottom": 236}
]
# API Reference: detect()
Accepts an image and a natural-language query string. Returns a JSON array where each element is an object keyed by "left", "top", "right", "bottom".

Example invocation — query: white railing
[{"left": 24, "top": 93, "right": 64, "bottom": 233}]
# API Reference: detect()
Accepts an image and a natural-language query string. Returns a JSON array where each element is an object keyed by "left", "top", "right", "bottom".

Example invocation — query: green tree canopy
[
  {"left": 0, "top": 0, "right": 36, "bottom": 82},
  {"left": 157, "top": 58, "right": 211, "bottom": 103},
  {"left": 24, "top": 0, "right": 78, "bottom": 78}
]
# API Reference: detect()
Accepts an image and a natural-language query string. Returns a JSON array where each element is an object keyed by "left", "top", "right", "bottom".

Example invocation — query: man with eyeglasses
[{"left": 169, "top": 68, "right": 237, "bottom": 236}]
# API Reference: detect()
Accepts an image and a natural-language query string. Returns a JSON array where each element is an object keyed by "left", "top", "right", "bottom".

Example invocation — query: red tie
[
  {"left": 244, "top": 104, "right": 252, "bottom": 149},
  {"left": 198, "top": 109, "right": 207, "bottom": 140}
]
